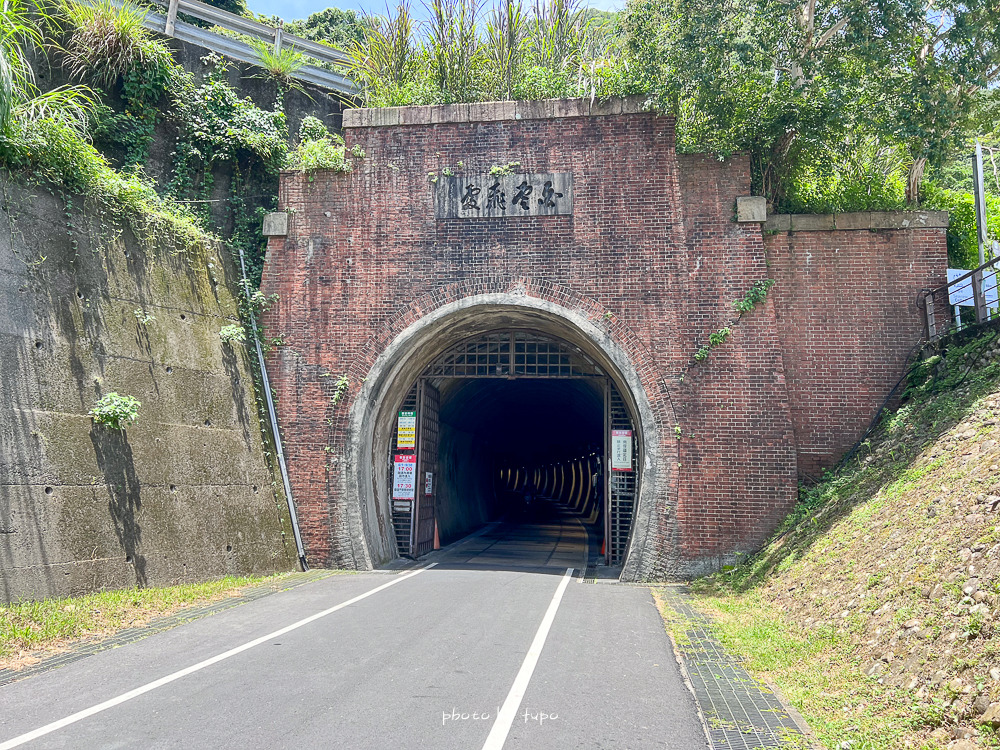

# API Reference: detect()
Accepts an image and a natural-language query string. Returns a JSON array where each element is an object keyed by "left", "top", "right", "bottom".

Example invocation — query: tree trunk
[
  {"left": 763, "top": 130, "right": 798, "bottom": 207},
  {"left": 907, "top": 157, "right": 927, "bottom": 206}
]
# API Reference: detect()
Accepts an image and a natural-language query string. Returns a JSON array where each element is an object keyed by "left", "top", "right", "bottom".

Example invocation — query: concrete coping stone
[
  {"left": 261, "top": 212, "right": 288, "bottom": 237},
  {"left": 765, "top": 210, "right": 949, "bottom": 232},
  {"left": 342, "top": 95, "right": 652, "bottom": 128}
]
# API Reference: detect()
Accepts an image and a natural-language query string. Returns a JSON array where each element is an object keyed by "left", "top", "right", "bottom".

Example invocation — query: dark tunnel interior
[{"left": 432, "top": 377, "right": 605, "bottom": 546}]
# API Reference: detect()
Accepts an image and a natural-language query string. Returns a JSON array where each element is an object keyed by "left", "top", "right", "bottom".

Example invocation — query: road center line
[
  {"left": 0, "top": 564, "right": 436, "bottom": 750},
  {"left": 482, "top": 567, "right": 574, "bottom": 750}
]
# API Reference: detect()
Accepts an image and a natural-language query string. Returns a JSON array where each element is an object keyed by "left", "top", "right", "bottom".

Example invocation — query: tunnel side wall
[
  {"left": 435, "top": 425, "right": 498, "bottom": 545},
  {"left": 261, "top": 99, "right": 808, "bottom": 579}
]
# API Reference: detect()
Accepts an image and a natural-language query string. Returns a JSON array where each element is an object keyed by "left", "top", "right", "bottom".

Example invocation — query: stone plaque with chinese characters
[{"left": 435, "top": 173, "right": 573, "bottom": 219}]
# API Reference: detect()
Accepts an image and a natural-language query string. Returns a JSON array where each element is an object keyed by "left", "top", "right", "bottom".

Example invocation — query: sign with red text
[{"left": 392, "top": 454, "right": 417, "bottom": 499}]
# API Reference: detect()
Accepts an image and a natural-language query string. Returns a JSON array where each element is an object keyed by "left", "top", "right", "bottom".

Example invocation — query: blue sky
[{"left": 247, "top": 0, "right": 624, "bottom": 24}]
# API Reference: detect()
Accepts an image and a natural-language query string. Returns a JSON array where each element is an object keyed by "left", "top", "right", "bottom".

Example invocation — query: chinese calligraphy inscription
[{"left": 435, "top": 173, "right": 573, "bottom": 219}]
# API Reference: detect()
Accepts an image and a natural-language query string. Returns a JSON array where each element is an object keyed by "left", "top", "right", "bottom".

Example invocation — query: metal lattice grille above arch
[{"left": 423, "top": 330, "right": 604, "bottom": 379}]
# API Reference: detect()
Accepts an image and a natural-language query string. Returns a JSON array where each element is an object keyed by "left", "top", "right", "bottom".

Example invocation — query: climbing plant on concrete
[{"left": 167, "top": 55, "right": 287, "bottom": 211}]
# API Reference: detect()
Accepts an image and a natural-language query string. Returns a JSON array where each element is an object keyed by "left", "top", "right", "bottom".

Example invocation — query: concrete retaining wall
[{"left": 0, "top": 176, "right": 297, "bottom": 602}]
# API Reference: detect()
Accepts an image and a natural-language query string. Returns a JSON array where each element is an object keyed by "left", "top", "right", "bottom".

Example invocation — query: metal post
[
  {"left": 164, "top": 0, "right": 180, "bottom": 36},
  {"left": 236, "top": 245, "right": 308, "bottom": 572},
  {"left": 603, "top": 378, "right": 611, "bottom": 566},
  {"left": 924, "top": 291, "right": 937, "bottom": 339},
  {"left": 411, "top": 380, "right": 423, "bottom": 556},
  {"left": 974, "top": 142, "right": 989, "bottom": 266},
  {"left": 274, "top": 20, "right": 284, "bottom": 53},
  {"left": 973, "top": 269, "right": 988, "bottom": 324}
]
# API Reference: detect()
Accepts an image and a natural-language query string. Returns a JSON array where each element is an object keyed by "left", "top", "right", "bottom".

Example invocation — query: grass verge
[
  {"left": 0, "top": 575, "right": 283, "bottom": 668},
  {"left": 657, "top": 588, "right": 942, "bottom": 750},
  {"left": 657, "top": 329, "right": 1000, "bottom": 749}
]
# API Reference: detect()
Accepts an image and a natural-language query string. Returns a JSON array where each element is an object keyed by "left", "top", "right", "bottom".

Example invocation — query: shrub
[
  {"left": 285, "top": 117, "right": 353, "bottom": 173},
  {"left": 89, "top": 392, "right": 141, "bottom": 429},
  {"left": 248, "top": 39, "right": 306, "bottom": 90},
  {"left": 219, "top": 324, "right": 246, "bottom": 343},
  {"left": 778, "top": 136, "right": 910, "bottom": 215},
  {"left": 51, "top": 0, "right": 172, "bottom": 90},
  {"left": 922, "top": 183, "right": 1000, "bottom": 269}
]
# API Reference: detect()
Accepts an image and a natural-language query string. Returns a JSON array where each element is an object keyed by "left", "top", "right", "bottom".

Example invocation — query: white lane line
[
  {"left": 0, "top": 564, "right": 437, "bottom": 750},
  {"left": 482, "top": 567, "right": 574, "bottom": 750}
]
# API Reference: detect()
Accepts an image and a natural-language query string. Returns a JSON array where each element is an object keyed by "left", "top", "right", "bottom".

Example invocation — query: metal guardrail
[
  {"left": 139, "top": 0, "right": 358, "bottom": 94},
  {"left": 921, "top": 256, "right": 1000, "bottom": 339}
]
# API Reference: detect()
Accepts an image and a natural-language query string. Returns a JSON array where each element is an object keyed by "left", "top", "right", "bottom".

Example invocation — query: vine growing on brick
[{"left": 692, "top": 279, "right": 776, "bottom": 364}]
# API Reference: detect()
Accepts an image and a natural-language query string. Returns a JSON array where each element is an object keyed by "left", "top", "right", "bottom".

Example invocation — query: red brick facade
[
  {"left": 763, "top": 217, "right": 948, "bottom": 478},
  {"left": 260, "top": 99, "right": 948, "bottom": 579}
]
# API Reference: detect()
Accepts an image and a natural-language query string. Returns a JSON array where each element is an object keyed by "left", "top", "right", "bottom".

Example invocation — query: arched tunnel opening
[
  {"left": 386, "top": 330, "right": 638, "bottom": 569},
  {"left": 439, "top": 378, "right": 603, "bottom": 540}
]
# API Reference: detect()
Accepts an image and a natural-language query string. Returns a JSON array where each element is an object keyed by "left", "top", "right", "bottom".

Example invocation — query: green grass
[
  {"left": 663, "top": 329, "right": 1000, "bottom": 749},
  {"left": 662, "top": 591, "right": 938, "bottom": 750},
  {"left": 0, "top": 575, "right": 281, "bottom": 663}
]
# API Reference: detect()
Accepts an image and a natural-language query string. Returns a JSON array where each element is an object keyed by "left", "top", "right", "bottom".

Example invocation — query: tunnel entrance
[{"left": 387, "top": 330, "right": 639, "bottom": 567}]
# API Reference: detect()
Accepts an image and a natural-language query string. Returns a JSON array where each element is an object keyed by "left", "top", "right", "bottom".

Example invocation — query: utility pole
[{"left": 974, "top": 141, "right": 989, "bottom": 265}]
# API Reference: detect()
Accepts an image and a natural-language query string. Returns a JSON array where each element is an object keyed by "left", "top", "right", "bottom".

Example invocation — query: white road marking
[
  {"left": 482, "top": 567, "right": 574, "bottom": 750},
  {"left": 0, "top": 564, "right": 436, "bottom": 750}
]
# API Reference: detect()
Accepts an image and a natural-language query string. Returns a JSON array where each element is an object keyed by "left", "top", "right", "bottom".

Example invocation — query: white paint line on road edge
[
  {"left": 0, "top": 564, "right": 437, "bottom": 750},
  {"left": 482, "top": 567, "right": 574, "bottom": 750}
]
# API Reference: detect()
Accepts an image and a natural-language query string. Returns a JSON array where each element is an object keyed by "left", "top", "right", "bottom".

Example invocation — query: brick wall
[
  {"left": 260, "top": 99, "right": 947, "bottom": 578},
  {"left": 763, "top": 215, "right": 948, "bottom": 478}
]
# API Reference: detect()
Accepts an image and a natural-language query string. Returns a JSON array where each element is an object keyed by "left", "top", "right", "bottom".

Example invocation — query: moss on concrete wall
[{"left": 0, "top": 175, "right": 297, "bottom": 602}]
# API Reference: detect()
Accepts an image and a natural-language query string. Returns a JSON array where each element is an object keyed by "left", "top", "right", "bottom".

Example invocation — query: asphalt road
[{"left": 0, "top": 515, "right": 710, "bottom": 749}]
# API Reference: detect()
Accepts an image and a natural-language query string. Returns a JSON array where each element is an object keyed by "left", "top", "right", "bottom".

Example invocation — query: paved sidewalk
[
  {"left": 658, "top": 586, "right": 813, "bottom": 750},
  {"left": 0, "top": 569, "right": 341, "bottom": 688}
]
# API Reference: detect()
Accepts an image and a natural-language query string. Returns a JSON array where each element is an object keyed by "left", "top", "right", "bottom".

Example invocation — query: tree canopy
[
  {"left": 327, "top": 0, "right": 997, "bottom": 207},
  {"left": 285, "top": 8, "right": 370, "bottom": 50},
  {"left": 620, "top": 0, "right": 1000, "bottom": 206},
  {"left": 342, "top": 0, "right": 623, "bottom": 107}
]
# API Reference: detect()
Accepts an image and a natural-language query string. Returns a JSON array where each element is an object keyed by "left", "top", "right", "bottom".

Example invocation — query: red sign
[{"left": 392, "top": 454, "right": 417, "bottom": 499}]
